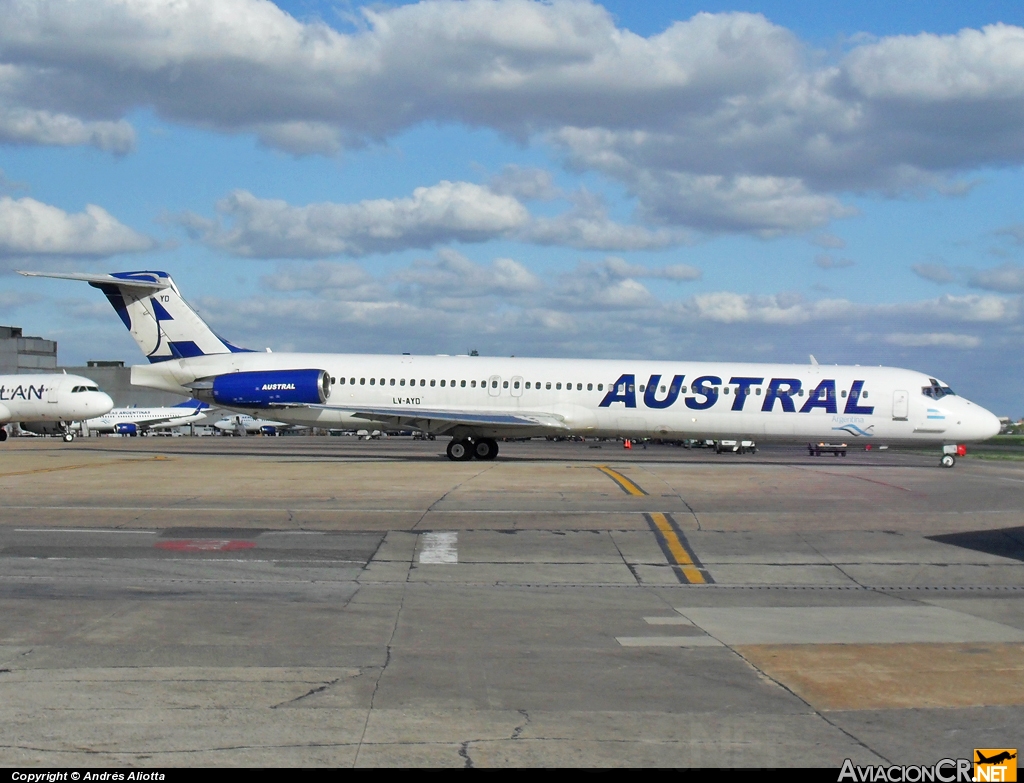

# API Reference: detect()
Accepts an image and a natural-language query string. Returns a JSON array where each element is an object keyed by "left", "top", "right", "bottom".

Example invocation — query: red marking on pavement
[{"left": 155, "top": 539, "right": 257, "bottom": 552}]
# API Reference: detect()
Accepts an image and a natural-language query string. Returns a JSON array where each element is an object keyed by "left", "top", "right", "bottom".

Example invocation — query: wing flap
[{"left": 310, "top": 404, "right": 570, "bottom": 431}]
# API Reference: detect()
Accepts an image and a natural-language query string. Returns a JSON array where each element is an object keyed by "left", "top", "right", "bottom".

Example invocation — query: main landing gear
[{"left": 446, "top": 437, "right": 499, "bottom": 461}]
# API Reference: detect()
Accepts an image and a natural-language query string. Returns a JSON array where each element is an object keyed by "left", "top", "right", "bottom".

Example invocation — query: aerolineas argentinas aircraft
[
  {"left": 76, "top": 399, "right": 210, "bottom": 436},
  {"left": 0, "top": 373, "right": 113, "bottom": 441},
  {"left": 21, "top": 270, "right": 1001, "bottom": 466}
]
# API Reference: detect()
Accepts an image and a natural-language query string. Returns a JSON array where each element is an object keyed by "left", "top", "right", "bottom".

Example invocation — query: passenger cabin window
[
  {"left": 556, "top": 383, "right": 562, "bottom": 390},
  {"left": 472, "top": 380, "right": 477, "bottom": 388},
  {"left": 430, "top": 380, "right": 436, "bottom": 387},
  {"left": 390, "top": 379, "right": 396, "bottom": 386},
  {"left": 360, "top": 378, "right": 365, "bottom": 385},
  {"left": 597, "top": 384, "right": 603, "bottom": 391},
  {"left": 525, "top": 382, "right": 531, "bottom": 389},
  {"left": 440, "top": 380, "right": 446, "bottom": 387},
  {"left": 503, "top": 381, "right": 509, "bottom": 388},
  {"left": 513, "top": 381, "right": 519, "bottom": 389},
  {"left": 461, "top": 380, "right": 466, "bottom": 388},
  {"left": 491, "top": 381, "right": 498, "bottom": 388},
  {"left": 587, "top": 383, "right": 593, "bottom": 391},
  {"left": 339, "top": 377, "right": 346, "bottom": 385},
  {"left": 546, "top": 382, "right": 552, "bottom": 390},
  {"left": 400, "top": 379, "right": 405, "bottom": 386},
  {"left": 370, "top": 378, "right": 375, "bottom": 385}
]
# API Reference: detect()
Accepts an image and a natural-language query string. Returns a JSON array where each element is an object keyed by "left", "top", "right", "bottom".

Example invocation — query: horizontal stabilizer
[{"left": 18, "top": 270, "right": 168, "bottom": 290}]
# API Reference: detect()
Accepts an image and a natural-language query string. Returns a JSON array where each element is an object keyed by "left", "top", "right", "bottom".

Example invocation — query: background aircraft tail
[{"left": 19, "top": 270, "right": 251, "bottom": 363}]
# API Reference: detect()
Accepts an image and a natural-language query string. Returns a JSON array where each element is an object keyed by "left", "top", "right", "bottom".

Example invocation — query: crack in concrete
[
  {"left": 636, "top": 465, "right": 702, "bottom": 530},
  {"left": 796, "top": 533, "right": 871, "bottom": 589},
  {"left": 410, "top": 462, "right": 498, "bottom": 532},
  {"left": 607, "top": 532, "right": 643, "bottom": 586},
  {"left": 458, "top": 740, "right": 474, "bottom": 768},
  {"left": 270, "top": 677, "right": 341, "bottom": 709},
  {"left": 352, "top": 583, "right": 407, "bottom": 768},
  {"left": 511, "top": 709, "right": 530, "bottom": 740},
  {"left": 680, "top": 618, "right": 894, "bottom": 767}
]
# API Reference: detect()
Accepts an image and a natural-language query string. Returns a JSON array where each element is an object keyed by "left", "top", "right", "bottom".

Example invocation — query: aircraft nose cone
[
  {"left": 95, "top": 392, "right": 114, "bottom": 415},
  {"left": 980, "top": 409, "right": 1002, "bottom": 440}
]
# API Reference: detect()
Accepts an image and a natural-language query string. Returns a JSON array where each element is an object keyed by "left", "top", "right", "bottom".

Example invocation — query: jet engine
[
  {"left": 205, "top": 369, "right": 330, "bottom": 408},
  {"left": 114, "top": 423, "right": 138, "bottom": 435}
]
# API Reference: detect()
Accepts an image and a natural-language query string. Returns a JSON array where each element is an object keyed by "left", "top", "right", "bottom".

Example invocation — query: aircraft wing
[{"left": 310, "top": 405, "right": 571, "bottom": 434}]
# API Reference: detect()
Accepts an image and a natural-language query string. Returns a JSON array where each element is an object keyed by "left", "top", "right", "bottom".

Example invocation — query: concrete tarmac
[{"left": 1, "top": 436, "right": 1022, "bottom": 767}]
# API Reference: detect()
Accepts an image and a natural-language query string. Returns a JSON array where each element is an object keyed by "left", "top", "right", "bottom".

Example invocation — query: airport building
[
  {"left": 0, "top": 325, "right": 58, "bottom": 374},
  {"left": 56, "top": 360, "right": 189, "bottom": 408}
]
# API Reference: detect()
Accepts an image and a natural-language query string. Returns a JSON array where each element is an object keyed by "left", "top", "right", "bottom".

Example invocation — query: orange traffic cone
[{"left": 623, "top": 439, "right": 632, "bottom": 449}]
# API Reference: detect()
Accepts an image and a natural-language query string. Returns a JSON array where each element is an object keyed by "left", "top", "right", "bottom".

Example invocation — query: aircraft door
[
  {"left": 510, "top": 376, "right": 524, "bottom": 398},
  {"left": 488, "top": 375, "right": 501, "bottom": 397},
  {"left": 892, "top": 390, "right": 909, "bottom": 421},
  {"left": 47, "top": 381, "right": 59, "bottom": 404}
]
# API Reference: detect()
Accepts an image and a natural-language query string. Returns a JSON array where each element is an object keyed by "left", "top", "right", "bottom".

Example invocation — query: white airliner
[
  {"left": 77, "top": 399, "right": 210, "bottom": 436},
  {"left": 22, "top": 270, "right": 1001, "bottom": 466},
  {"left": 0, "top": 373, "right": 113, "bottom": 442},
  {"left": 212, "top": 413, "right": 291, "bottom": 436}
]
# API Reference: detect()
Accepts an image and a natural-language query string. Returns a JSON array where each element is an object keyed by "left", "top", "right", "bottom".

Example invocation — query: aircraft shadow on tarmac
[{"left": 928, "top": 526, "right": 1024, "bottom": 562}]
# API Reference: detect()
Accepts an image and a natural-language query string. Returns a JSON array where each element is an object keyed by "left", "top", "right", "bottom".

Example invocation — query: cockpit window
[
  {"left": 71, "top": 385, "right": 101, "bottom": 393},
  {"left": 922, "top": 378, "right": 956, "bottom": 399}
]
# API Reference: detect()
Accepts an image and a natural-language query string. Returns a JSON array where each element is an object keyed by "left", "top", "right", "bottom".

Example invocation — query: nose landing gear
[{"left": 940, "top": 444, "right": 966, "bottom": 468}]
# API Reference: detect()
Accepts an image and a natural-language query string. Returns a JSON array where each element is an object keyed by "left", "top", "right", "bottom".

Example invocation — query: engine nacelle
[
  {"left": 210, "top": 369, "right": 329, "bottom": 408},
  {"left": 114, "top": 423, "right": 138, "bottom": 435},
  {"left": 19, "top": 421, "right": 63, "bottom": 436}
]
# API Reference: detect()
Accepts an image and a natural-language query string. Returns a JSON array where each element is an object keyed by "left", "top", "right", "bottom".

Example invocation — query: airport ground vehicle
[
  {"left": 24, "top": 270, "right": 1002, "bottom": 466},
  {"left": 809, "top": 442, "right": 848, "bottom": 457},
  {"left": 716, "top": 439, "right": 757, "bottom": 454}
]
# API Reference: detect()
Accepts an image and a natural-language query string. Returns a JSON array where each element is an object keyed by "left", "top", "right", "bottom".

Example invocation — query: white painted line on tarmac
[
  {"left": 419, "top": 532, "right": 458, "bottom": 564},
  {"left": 617, "top": 636, "right": 722, "bottom": 647},
  {"left": 644, "top": 616, "right": 695, "bottom": 625},
  {"left": 673, "top": 606, "right": 1024, "bottom": 645}
]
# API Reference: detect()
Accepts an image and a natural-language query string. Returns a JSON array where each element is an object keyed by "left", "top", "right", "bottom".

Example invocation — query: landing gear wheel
[
  {"left": 940, "top": 454, "right": 955, "bottom": 468},
  {"left": 0, "top": 428, "right": 7, "bottom": 442},
  {"left": 446, "top": 439, "right": 473, "bottom": 461},
  {"left": 62, "top": 433, "right": 74, "bottom": 443},
  {"left": 473, "top": 438, "right": 499, "bottom": 460}
]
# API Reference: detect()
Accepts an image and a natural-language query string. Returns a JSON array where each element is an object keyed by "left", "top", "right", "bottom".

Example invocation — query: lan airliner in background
[
  {"left": 22, "top": 270, "right": 1001, "bottom": 466},
  {"left": 0, "top": 373, "right": 113, "bottom": 441},
  {"left": 76, "top": 399, "right": 210, "bottom": 436}
]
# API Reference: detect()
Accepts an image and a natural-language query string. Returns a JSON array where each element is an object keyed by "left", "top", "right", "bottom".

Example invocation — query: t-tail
[{"left": 18, "top": 270, "right": 251, "bottom": 363}]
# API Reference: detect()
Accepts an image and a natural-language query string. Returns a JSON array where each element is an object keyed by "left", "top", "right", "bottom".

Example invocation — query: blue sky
[{"left": 1, "top": 0, "right": 1024, "bottom": 414}]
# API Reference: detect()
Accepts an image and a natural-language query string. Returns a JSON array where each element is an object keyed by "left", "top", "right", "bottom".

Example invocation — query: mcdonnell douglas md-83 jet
[
  {"left": 22, "top": 270, "right": 1001, "bottom": 466},
  {"left": 0, "top": 373, "right": 113, "bottom": 441}
]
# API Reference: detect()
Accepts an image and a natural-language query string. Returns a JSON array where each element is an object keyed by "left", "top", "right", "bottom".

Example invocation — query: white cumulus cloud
[
  {"left": 0, "top": 196, "right": 154, "bottom": 259},
  {"left": 883, "top": 332, "right": 981, "bottom": 349},
  {"left": 4, "top": 2, "right": 1024, "bottom": 234}
]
